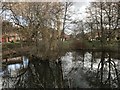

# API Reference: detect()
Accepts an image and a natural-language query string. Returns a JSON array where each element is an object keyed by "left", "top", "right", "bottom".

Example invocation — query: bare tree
[{"left": 2, "top": 2, "right": 65, "bottom": 59}]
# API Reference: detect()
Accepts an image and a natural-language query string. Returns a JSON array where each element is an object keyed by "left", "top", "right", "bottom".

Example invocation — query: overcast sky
[
  {"left": 65, "top": 1, "right": 91, "bottom": 34},
  {"left": 1, "top": 1, "right": 91, "bottom": 34},
  {"left": 72, "top": 2, "right": 90, "bottom": 20}
]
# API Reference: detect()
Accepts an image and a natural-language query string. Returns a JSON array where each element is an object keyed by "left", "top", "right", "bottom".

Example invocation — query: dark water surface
[{"left": 1, "top": 51, "right": 120, "bottom": 88}]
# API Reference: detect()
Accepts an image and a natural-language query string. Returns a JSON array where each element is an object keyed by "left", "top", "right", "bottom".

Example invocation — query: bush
[{"left": 72, "top": 40, "right": 86, "bottom": 50}]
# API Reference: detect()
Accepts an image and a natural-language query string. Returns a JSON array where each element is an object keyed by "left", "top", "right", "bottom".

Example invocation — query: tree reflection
[
  {"left": 2, "top": 52, "right": 120, "bottom": 88},
  {"left": 90, "top": 51, "right": 95, "bottom": 70},
  {"left": 2, "top": 57, "right": 64, "bottom": 88},
  {"left": 96, "top": 52, "right": 120, "bottom": 88},
  {"left": 75, "top": 51, "right": 120, "bottom": 88}
]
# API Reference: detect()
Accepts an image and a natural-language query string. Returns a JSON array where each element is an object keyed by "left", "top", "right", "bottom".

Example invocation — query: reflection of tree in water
[
  {"left": 96, "top": 52, "right": 120, "bottom": 88},
  {"left": 2, "top": 67, "right": 28, "bottom": 88},
  {"left": 27, "top": 58, "right": 64, "bottom": 88},
  {"left": 78, "top": 51, "right": 120, "bottom": 88},
  {"left": 2, "top": 58, "right": 64, "bottom": 88},
  {"left": 2, "top": 52, "right": 120, "bottom": 88}
]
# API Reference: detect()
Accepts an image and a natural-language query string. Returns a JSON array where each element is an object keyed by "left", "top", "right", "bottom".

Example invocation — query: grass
[
  {"left": 85, "top": 40, "right": 119, "bottom": 51},
  {"left": 85, "top": 40, "right": 101, "bottom": 49},
  {"left": 2, "top": 42, "right": 21, "bottom": 51},
  {"left": 62, "top": 40, "right": 72, "bottom": 49},
  {"left": 3, "top": 40, "right": 120, "bottom": 52}
]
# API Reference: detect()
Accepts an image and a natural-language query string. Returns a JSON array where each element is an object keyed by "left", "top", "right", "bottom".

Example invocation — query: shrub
[{"left": 72, "top": 40, "right": 86, "bottom": 50}]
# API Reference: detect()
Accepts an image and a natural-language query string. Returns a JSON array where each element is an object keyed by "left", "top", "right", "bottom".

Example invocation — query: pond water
[{"left": 1, "top": 51, "right": 120, "bottom": 88}]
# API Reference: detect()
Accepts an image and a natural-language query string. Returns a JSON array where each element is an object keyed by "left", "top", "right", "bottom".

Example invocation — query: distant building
[
  {"left": 2, "top": 33, "right": 20, "bottom": 43},
  {"left": 60, "top": 32, "right": 71, "bottom": 41},
  {"left": 2, "top": 20, "right": 21, "bottom": 43},
  {"left": 85, "top": 29, "right": 120, "bottom": 41}
]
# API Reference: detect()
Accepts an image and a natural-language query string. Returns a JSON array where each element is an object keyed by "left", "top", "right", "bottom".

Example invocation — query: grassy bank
[
  {"left": 71, "top": 39, "right": 119, "bottom": 51},
  {"left": 2, "top": 40, "right": 120, "bottom": 59}
]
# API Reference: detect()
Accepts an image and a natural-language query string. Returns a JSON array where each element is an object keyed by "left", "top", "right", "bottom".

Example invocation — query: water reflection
[
  {"left": 96, "top": 52, "right": 120, "bottom": 88},
  {"left": 26, "top": 58, "right": 64, "bottom": 88},
  {"left": 1, "top": 51, "right": 120, "bottom": 88},
  {"left": 2, "top": 57, "right": 64, "bottom": 88},
  {"left": 62, "top": 51, "right": 120, "bottom": 88}
]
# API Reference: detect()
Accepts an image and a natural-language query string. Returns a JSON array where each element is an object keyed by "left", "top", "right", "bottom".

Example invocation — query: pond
[{"left": 1, "top": 51, "right": 120, "bottom": 88}]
